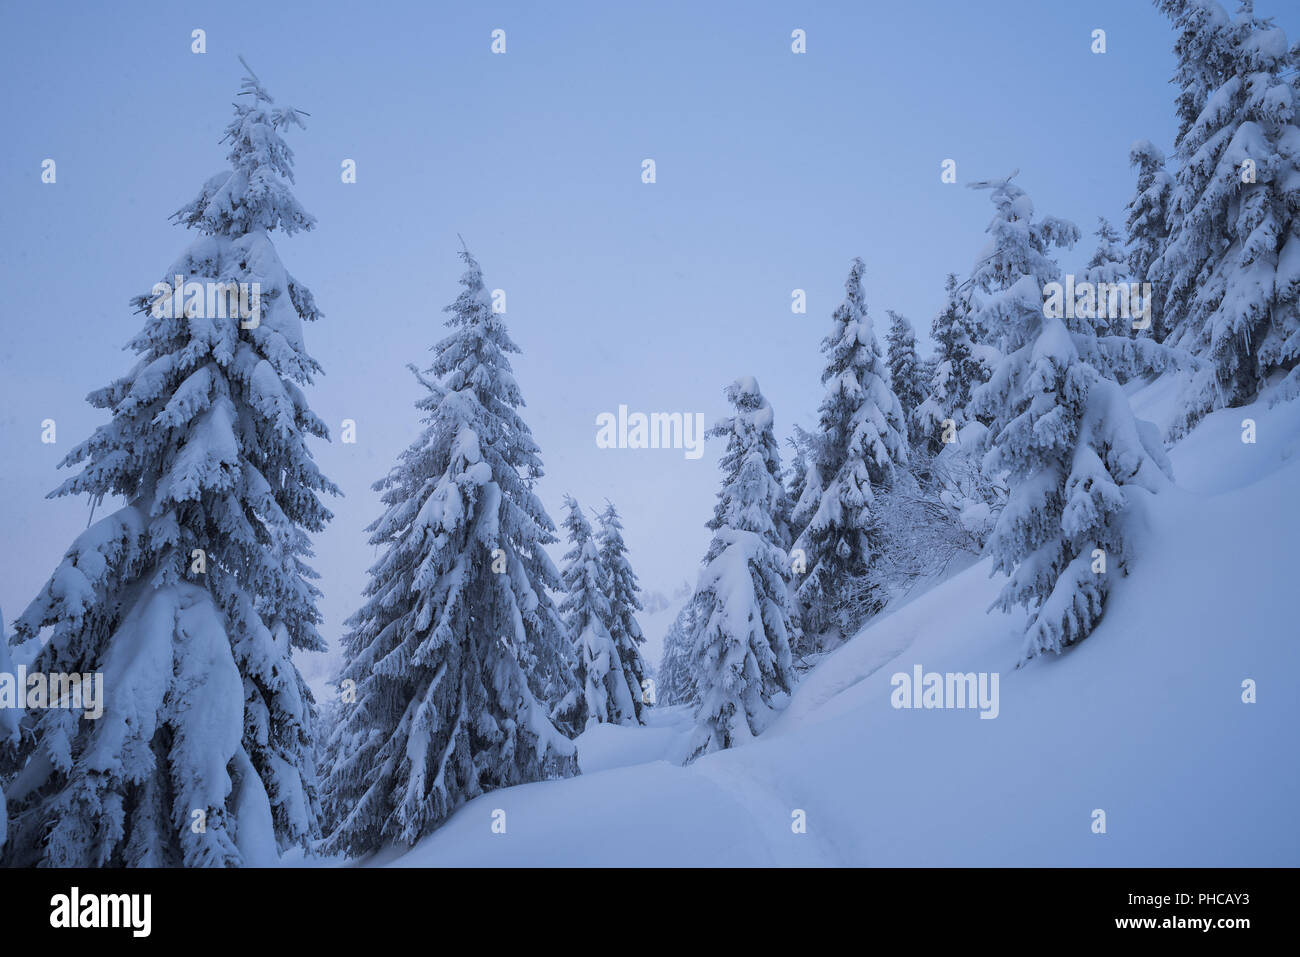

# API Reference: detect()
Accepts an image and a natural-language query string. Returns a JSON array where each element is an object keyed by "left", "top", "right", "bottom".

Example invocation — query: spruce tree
[
  {"left": 1153, "top": 1, "right": 1300, "bottom": 425},
  {"left": 1079, "top": 217, "right": 1187, "bottom": 384},
  {"left": 915, "top": 274, "right": 986, "bottom": 454},
  {"left": 783, "top": 426, "right": 819, "bottom": 655},
  {"left": 1157, "top": 0, "right": 1238, "bottom": 147},
  {"left": 968, "top": 174, "right": 1173, "bottom": 662},
  {"left": 558, "top": 497, "right": 637, "bottom": 728},
  {"left": 687, "top": 378, "right": 797, "bottom": 758},
  {"left": 322, "top": 246, "right": 577, "bottom": 857},
  {"left": 2, "top": 65, "right": 334, "bottom": 868},
  {"left": 595, "top": 502, "right": 650, "bottom": 723},
  {"left": 0, "top": 608, "right": 16, "bottom": 853},
  {"left": 1081, "top": 218, "right": 1136, "bottom": 383},
  {"left": 793, "top": 259, "right": 909, "bottom": 635},
  {"left": 885, "top": 310, "right": 926, "bottom": 446},
  {"left": 1125, "top": 140, "right": 1174, "bottom": 342},
  {"left": 1082, "top": 218, "right": 1131, "bottom": 338},
  {"left": 657, "top": 601, "right": 699, "bottom": 707},
  {"left": 784, "top": 428, "right": 809, "bottom": 520},
  {"left": 784, "top": 424, "right": 819, "bottom": 544}
]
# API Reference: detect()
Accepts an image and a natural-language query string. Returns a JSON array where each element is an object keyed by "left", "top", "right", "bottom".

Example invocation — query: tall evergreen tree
[
  {"left": 595, "top": 502, "right": 650, "bottom": 724},
  {"left": 1, "top": 65, "right": 334, "bottom": 868},
  {"left": 1157, "top": 0, "right": 1238, "bottom": 147},
  {"left": 1125, "top": 140, "right": 1174, "bottom": 341},
  {"left": 687, "top": 378, "right": 797, "bottom": 758},
  {"left": 914, "top": 274, "right": 987, "bottom": 454},
  {"left": 885, "top": 310, "right": 926, "bottom": 446},
  {"left": 793, "top": 259, "right": 909, "bottom": 635},
  {"left": 1153, "top": 1, "right": 1300, "bottom": 426},
  {"left": 968, "top": 174, "right": 1173, "bottom": 662},
  {"left": 322, "top": 246, "right": 577, "bottom": 857}
]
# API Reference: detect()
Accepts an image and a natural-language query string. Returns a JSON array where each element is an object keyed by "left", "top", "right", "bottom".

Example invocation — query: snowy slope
[{"left": 371, "top": 388, "right": 1299, "bottom": 867}]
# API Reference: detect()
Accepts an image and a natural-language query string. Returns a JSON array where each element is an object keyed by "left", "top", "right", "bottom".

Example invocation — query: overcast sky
[{"left": 4, "top": 0, "right": 1295, "bottom": 689}]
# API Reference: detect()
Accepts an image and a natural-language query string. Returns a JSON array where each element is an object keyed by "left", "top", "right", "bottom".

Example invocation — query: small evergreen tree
[
  {"left": 1082, "top": 218, "right": 1131, "bottom": 338},
  {"left": 687, "top": 378, "right": 797, "bottom": 759},
  {"left": 784, "top": 427, "right": 812, "bottom": 525},
  {"left": 596, "top": 502, "right": 650, "bottom": 723},
  {"left": 1125, "top": 140, "right": 1174, "bottom": 342},
  {"left": 885, "top": 310, "right": 926, "bottom": 446},
  {"left": 559, "top": 497, "right": 638, "bottom": 728},
  {"left": 915, "top": 274, "right": 987, "bottom": 454}
]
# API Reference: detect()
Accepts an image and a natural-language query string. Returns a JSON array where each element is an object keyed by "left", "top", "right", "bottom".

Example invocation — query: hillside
[{"left": 370, "top": 383, "right": 1300, "bottom": 867}]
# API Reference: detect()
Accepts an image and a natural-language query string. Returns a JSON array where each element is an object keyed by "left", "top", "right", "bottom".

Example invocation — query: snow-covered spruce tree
[
  {"left": 1158, "top": 0, "right": 1238, "bottom": 147},
  {"left": 783, "top": 425, "right": 820, "bottom": 656},
  {"left": 968, "top": 174, "right": 1174, "bottom": 663},
  {"left": 914, "top": 273, "right": 988, "bottom": 454},
  {"left": 595, "top": 501, "right": 650, "bottom": 723},
  {"left": 657, "top": 601, "right": 699, "bottom": 707},
  {"left": 686, "top": 378, "right": 797, "bottom": 759},
  {"left": 1154, "top": 1, "right": 1300, "bottom": 423},
  {"left": 1, "top": 66, "right": 334, "bottom": 868},
  {"left": 1082, "top": 218, "right": 1132, "bottom": 339},
  {"left": 784, "top": 424, "right": 819, "bottom": 544},
  {"left": 1125, "top": 140, "right": 1174, "bottom": 342},
  {"left": 0, "top": 608, "right": 17, "bottom": 853},
  {"left": 793, "top": 259, "right": 909, "bottom": 637},
  {"left": 784, "top": 426, "right": 811, "bottom": 522},
  {"left": 966, "top": 172, "right": 1082, "bottom": 344},
  {"left": 1149, "top": 0, "right": 1236, "bottom": 352},
  {"left": 322, "top": 246, "right": 576, "bottom": 857},
  {"left": 558, "top": 496, "right": 638, "bottom": 729},
  {"left": 1081, "top": 217, "right": 1185, "bottom": 385},
  {"left": 313, "top": 695, "right": 345, "bottom": 838},
  {"left": 885, "top": 310, "right": 926, "bottom": 446}
]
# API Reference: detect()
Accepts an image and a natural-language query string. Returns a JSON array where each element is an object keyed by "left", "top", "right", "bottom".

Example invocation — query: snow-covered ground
[{"left": 351, "top": 382, "right": 1298, "bottom": 867}]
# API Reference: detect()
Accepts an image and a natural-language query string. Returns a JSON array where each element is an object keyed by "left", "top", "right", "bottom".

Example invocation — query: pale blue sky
[{"left": 3, "top": 0, "right": 1294, "bottom": 683}]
